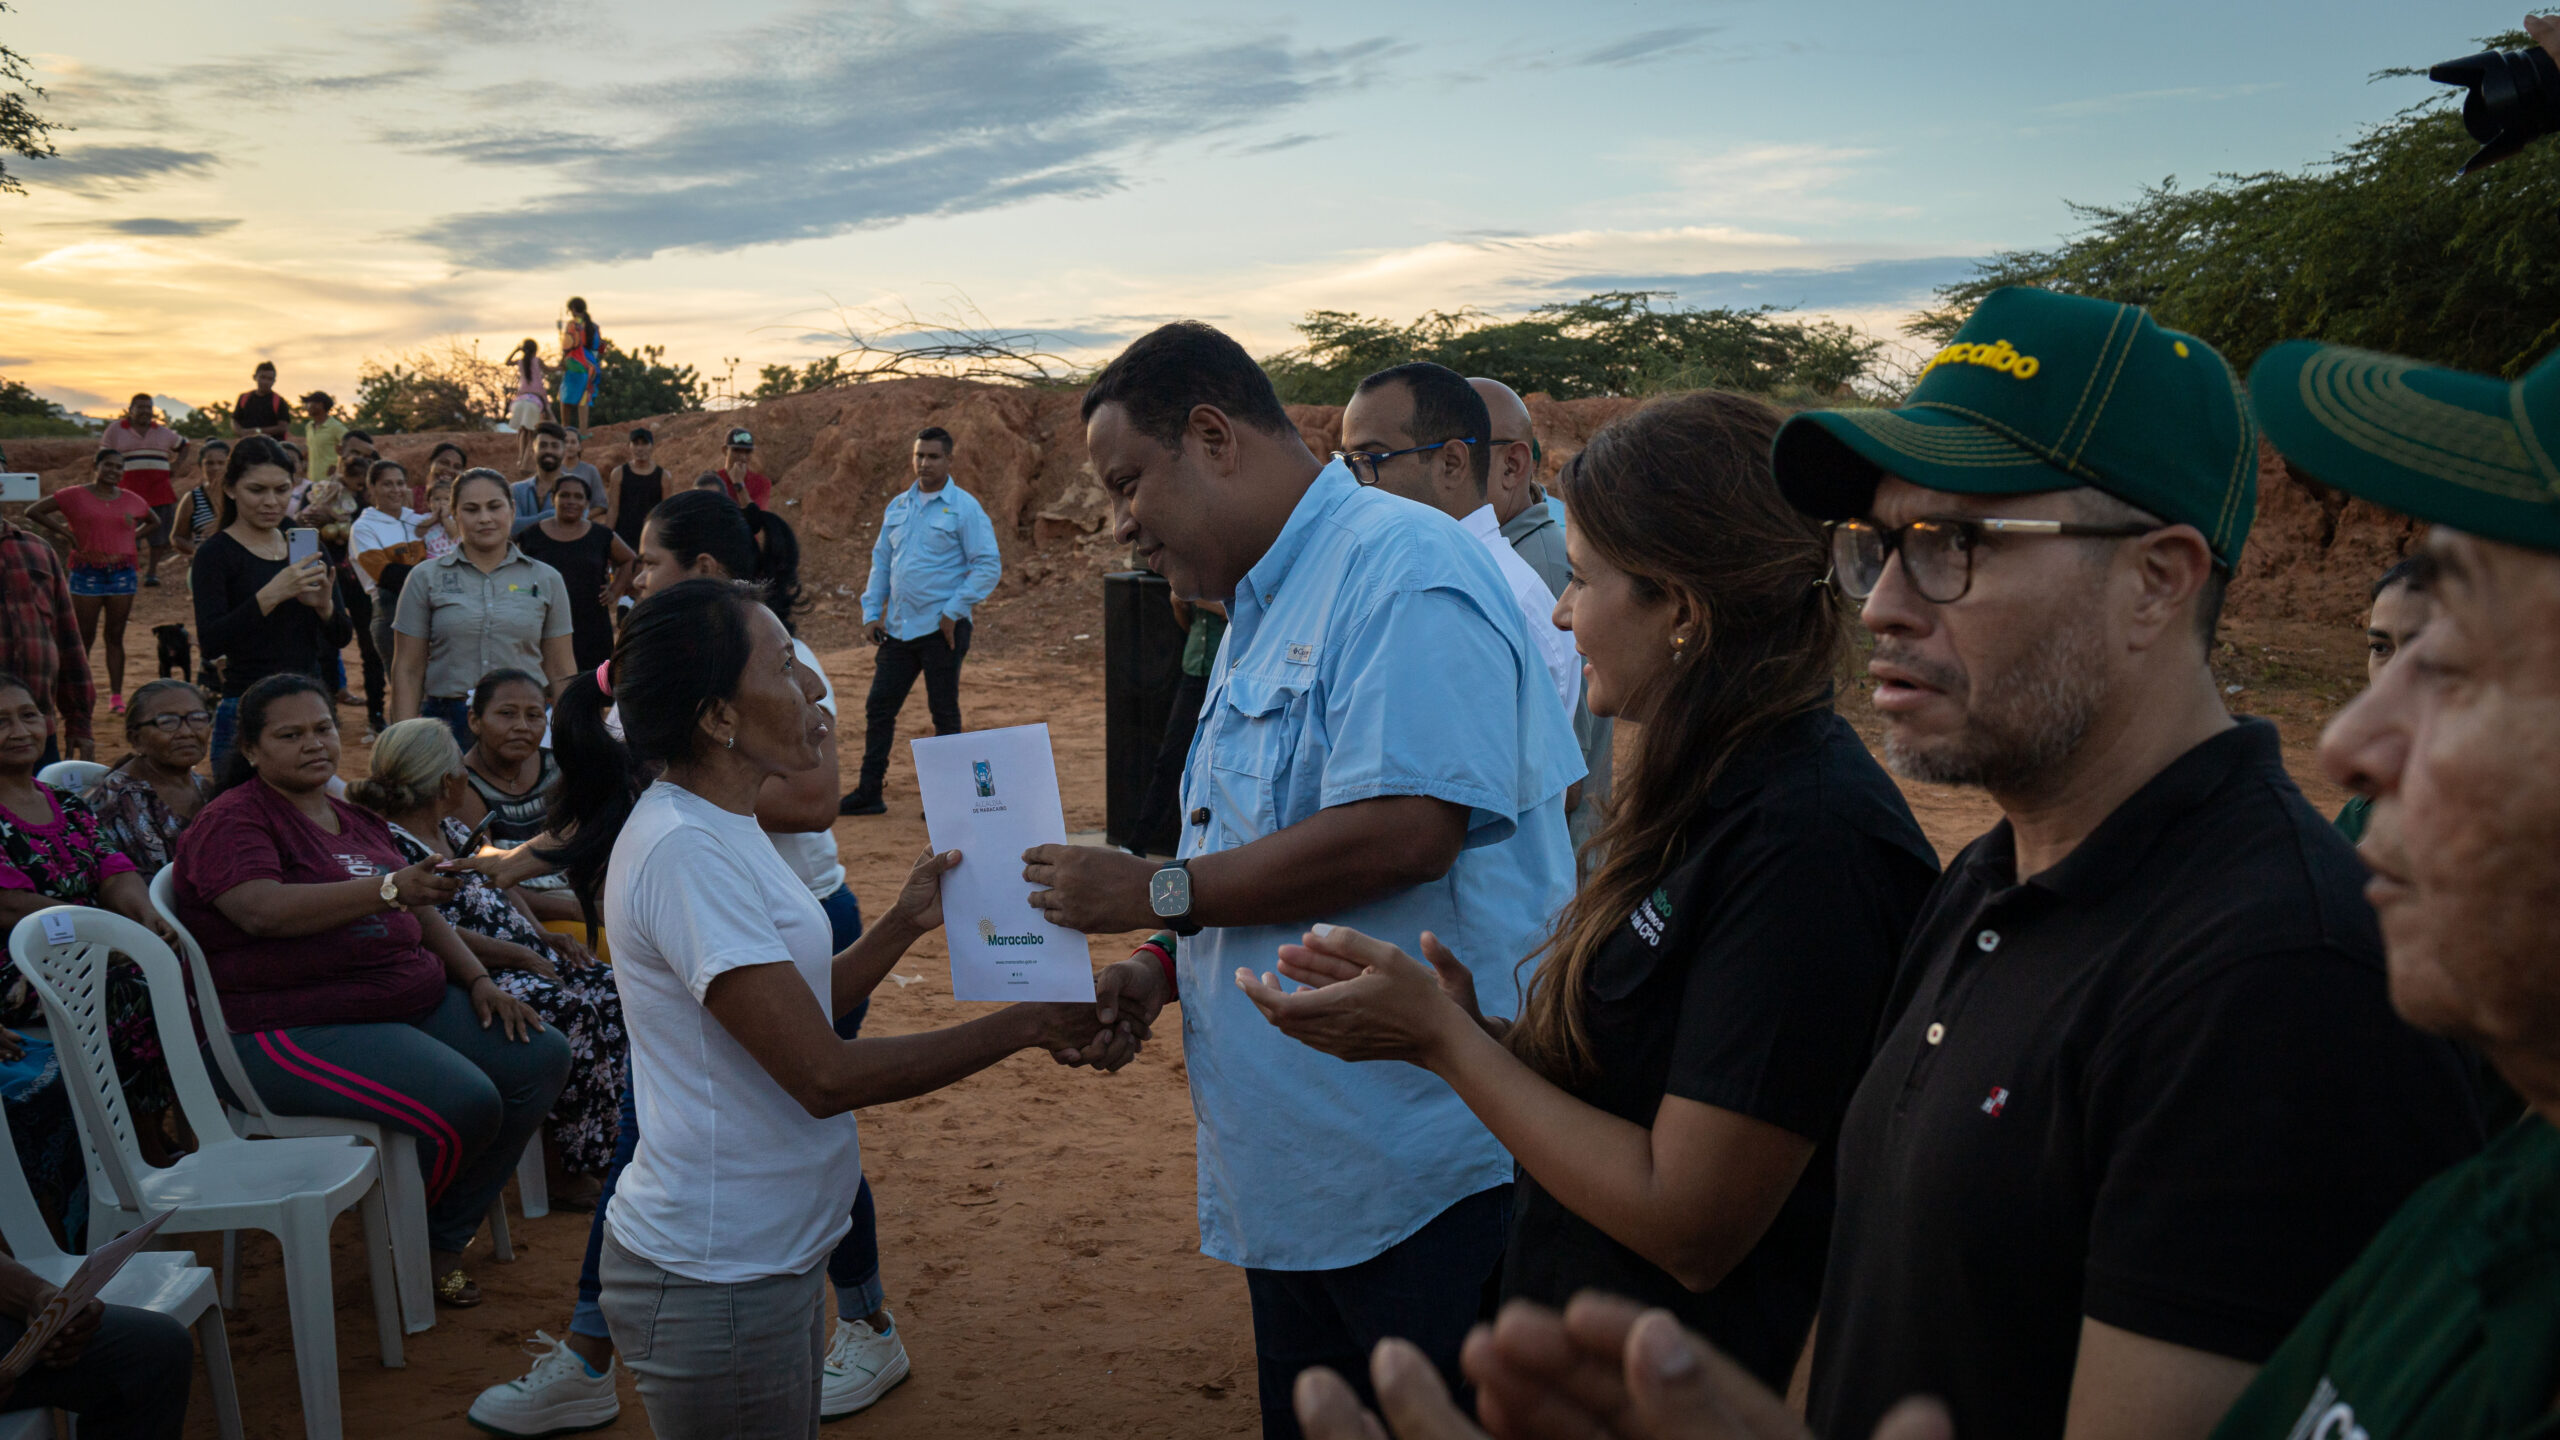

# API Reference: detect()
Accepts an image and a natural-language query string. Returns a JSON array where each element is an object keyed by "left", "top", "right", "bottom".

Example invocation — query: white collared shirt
[{"left": 1461, "top": 503, "right": 1579, "bottom": 720}]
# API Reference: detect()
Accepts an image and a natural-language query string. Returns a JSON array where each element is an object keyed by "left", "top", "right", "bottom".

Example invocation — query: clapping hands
[{"left": 1295, "top": 1293, "right": 1953, "bottom": 1440}]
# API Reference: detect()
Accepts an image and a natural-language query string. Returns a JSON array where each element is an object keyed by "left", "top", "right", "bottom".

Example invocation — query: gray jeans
[{"left": 599, "top": 1232, "right": 827, "bottom": 1439}]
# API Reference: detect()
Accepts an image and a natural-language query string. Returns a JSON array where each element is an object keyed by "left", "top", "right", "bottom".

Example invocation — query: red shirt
[
  {"left": 100, "top": 420, "right": 182, "bottom": 508},
  {"left": 172, "top": 779, "right": 446, "bottom": 1033},
  {"left": 53, "top": 486, "right": 152, "bottom": 568},
  {"left": 0, "top": 520, "right": 92, "bottom": 743},
  {"left": 718, "top": 468, "right": 771, "bottom": 508}
]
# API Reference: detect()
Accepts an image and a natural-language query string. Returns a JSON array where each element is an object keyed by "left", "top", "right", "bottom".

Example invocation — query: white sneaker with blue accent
[
  {"left": 467, "top": 1330, "right": 620, "bottom": 1437},
  {"left": 821, "top": 1314, "right": 911, "bottom": 1419}
]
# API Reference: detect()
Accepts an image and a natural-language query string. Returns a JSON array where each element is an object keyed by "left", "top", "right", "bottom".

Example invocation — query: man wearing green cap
[{"left": 1769, "top": 286, "right": 2478, "bottom": 1440}]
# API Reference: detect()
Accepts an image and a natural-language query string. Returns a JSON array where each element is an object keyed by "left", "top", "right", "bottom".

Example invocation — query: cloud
[
  {"left": 1564, "top": 26, "right": 1725, "bottom": 70},
  {"left": 2038, "top": 82, "right": 2280, "bottom": 118},
  {"left": 21, "top": 145, "right": 219, "bottom": 195},
  {"left": 1232, "top": 132, "right": 1330, "bottom": 157},
  {"left": 1534, "top": 256, "right": 1982, "bottom": 310},
  {"left": 405, "top": 2, "right": 1371, "bottom": 269},
  {"left": 99, "top": 218, "right": 242, "bottom": 238}
]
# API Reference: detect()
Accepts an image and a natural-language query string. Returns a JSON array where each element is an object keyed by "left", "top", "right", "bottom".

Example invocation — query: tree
[
  {"left": 590, "top": 342, "right": 707, "bottom": 424},
  {"left": 171, "top": 399, "right": 232, "bottom": 442},
  {"left": 1260, "top": 292, "right": 1884, "bottom": 406},
  {"left": 1920, "top": 31, "right": 2560, "bottom": 378},
  {"left": 0, "top": 3, "right": 63, "bottom": 215},
  {"left": 349, "top": 338, "right": 526, "bottom": 432},
  {"left": 753, "top": 296, "right": 1079, "bottom": 399},
  {"left": 0, "top": 375, "right": 82, "bottom": 438}
]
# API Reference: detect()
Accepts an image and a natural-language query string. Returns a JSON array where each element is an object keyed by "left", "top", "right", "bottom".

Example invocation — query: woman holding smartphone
[{"left": 190, "top": 435, "right": 351, "bottom": 772}]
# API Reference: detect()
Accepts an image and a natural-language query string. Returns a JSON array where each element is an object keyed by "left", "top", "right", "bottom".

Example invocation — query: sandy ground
[{"left": 45, "top": 574, "right": 2361, "bottom": 1439}]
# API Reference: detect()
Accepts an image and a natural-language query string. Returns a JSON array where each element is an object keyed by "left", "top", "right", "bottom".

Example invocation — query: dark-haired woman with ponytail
[
  {"left": 190, "top": 435, "right": 352, "bottom": 772},
  {"left": 542, "top": 578, "right": 1126, "bottom": 1438},
  {"left": 1236, "top": 391, "right": 1942, "bottom": 1389},
  {"left": 172, "top": 672, "right": 567, "bottom": 1308}
]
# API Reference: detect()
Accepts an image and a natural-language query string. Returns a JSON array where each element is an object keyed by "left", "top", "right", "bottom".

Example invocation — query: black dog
[{"left": 153, "top": 623, "right": 192, "bottom": 682}]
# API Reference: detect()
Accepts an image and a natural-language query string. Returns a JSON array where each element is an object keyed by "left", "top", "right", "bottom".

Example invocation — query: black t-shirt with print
[{"left": 1501, "top": 708, "right": 1941, "bottom": 1390}]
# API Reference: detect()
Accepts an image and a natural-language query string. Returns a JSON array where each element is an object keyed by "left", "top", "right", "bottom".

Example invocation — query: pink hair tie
[{"left": 594, "top": 661, "right": 613, "bottom": 697}]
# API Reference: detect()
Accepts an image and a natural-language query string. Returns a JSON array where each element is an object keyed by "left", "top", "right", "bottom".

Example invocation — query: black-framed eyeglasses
[
  {"left": 1332, "top": 439, "right": 1477, "bottom": 487},
  {"left": 1828, "top": 516, "right": 2162, "bottom": 604},
  {"left": 138, "top": 710, "right": 214, "bottom": 734}
]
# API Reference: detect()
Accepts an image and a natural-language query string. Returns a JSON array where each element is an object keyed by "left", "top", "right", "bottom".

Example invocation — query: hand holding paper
[{"left": 910, "top": 725, "right": 1096, "bottom": 1003}]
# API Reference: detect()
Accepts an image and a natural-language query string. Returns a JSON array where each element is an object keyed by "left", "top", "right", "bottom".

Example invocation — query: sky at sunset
[{"left": 1, "top": 0, "right": 2508, "bottom": 418}]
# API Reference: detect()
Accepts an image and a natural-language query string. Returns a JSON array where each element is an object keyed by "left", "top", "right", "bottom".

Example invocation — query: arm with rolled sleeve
[
  {"left": 947, "top": 496, "right": 1002, "bottom": 620},
  {"left": 860, "top": 500, "right": 897, "bottom": 626}
]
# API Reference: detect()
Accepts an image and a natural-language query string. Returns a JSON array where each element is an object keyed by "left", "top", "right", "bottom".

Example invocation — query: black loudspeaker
[{"left": 1103, "top": 570, "right": 1186, "bottom": 850}]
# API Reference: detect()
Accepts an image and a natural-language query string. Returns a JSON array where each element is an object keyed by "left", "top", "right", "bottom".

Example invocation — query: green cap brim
[
  {"left": 2249, "top": 340, "right": 2560, "bottom": 553},
  {"left": 1773, "top": 404, "right": 2092, "bottom": 522}
]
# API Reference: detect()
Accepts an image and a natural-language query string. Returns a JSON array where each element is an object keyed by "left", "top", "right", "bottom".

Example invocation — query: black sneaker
[
  {"left": 837, "top": 790, "right": 887, "bottom": 816},
  {"left": 142, "top": 574, "right": 160, "bottom": 588}
]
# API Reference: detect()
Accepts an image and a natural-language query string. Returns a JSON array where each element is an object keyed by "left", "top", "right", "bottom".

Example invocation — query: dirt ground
[{"left": 46, "top": 573, "right": 2364, "bottom": 1439}]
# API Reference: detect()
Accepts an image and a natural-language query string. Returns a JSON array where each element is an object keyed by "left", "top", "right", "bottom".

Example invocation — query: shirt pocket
[{"left": 1204, "top": 671, "right": 1308, "bottom": 846}]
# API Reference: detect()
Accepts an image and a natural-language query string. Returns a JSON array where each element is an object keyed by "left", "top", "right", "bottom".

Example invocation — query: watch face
[{"left": 1149, "top": 865, "right": 1189, "bottom": 918}]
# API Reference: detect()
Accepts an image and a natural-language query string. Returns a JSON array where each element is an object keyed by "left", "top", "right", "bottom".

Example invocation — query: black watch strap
[{"left": 1157, "top": 859, "right": 1204, "bottom": 937}]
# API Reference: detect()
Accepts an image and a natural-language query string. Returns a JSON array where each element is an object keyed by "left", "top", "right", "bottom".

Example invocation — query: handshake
[{"left": 1029, "top": 947, "right": 1175, "bottom": 1073}]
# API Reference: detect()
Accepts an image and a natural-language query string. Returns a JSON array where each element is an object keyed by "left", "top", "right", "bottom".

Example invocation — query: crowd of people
[{"left": 0, "top": 173, "right": 2556, "bottom": 1440}]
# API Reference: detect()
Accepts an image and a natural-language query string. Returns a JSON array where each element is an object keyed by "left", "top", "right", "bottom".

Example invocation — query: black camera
[{"left": 2432, "top": 43, "right": 2560, "bottom": 173}]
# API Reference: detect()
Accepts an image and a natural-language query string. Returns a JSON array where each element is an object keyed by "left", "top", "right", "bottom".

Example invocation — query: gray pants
[{"left": 599, "top": 1231, "right": 827, "bottom": 1440}]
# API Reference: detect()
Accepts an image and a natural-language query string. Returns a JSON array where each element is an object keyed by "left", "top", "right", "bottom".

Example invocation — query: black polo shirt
[
  {"left": 1501, "top": 709, "right": 1941, "bottom": 1390},
  {"left": 1809, "top": 719, "right": 2481, "bottom": 1440}
]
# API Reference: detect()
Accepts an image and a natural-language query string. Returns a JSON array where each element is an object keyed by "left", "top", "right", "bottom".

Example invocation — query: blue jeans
[
  {"left": 209, "top": 697, "right": 239, "bottom": 777},
  {"left": 572, "top": 883, "right": 880, "bottom": 1343},
  {"left": 421, "top": 695, "right": 473, "bottom": 753}
]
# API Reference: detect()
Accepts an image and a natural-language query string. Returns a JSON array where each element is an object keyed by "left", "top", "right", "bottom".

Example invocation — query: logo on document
[
  {"left": 972, "top": 760, "right": 995, "bottom": 797},
  {"left": 977, "top": 917, "right": 1048, "bottom": 948}
]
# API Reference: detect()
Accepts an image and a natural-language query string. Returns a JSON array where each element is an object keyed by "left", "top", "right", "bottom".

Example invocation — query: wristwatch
[
  {"left": 379, "top": 872, "right": 403, "bottom": 909},
  {"left": 1149, "top": 860, "right": 1202, "bottom": 937}
]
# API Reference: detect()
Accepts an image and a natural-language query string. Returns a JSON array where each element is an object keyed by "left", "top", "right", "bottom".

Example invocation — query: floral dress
[
  {"left": 0, "top": 783, "right": 174, "bottom": 1126},
  {"left": 80, "top": 765, "right": 215, "bottom": 881},
  {"left": 386, "top": 818, "right": 627, "bottom": 1174}
]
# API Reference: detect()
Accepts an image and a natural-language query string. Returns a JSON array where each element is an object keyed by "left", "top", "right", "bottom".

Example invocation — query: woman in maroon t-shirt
[{"left": 172, "top": 673, "right": 568, "bottom": 1308}]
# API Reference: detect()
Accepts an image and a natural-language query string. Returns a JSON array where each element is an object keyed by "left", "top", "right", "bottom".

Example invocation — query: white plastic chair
[
  {"left": 0, "top": 1409, "right": 46, "bottom": 1438},
  {"left": 10, "top": 905, "right": 402, "bottom": 1440},
  {"left": 0, "top": 1058, "right": 243, "bottom": 1440},
  {"left": 147, "top": 866, "right": 513, "bottom": 1335},
  {"left": 31, "top": 761, "right": 107, "bottom": 794}
]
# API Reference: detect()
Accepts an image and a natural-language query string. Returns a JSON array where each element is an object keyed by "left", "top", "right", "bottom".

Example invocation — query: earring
[
  {"left": 1672, "top": 634, "right": 1688, "bottom": 656},
  {"left": 723, "top": 736, "right": 736, "bottom": 749}
]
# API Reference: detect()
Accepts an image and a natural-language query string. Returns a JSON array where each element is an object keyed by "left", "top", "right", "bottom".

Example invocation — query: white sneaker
[
  {"left": 468, "top": 1330, "right": 621, "bottom": 1437},
  {"left": 820, "top": 1313, "right": 911, "bottom": 1419}
]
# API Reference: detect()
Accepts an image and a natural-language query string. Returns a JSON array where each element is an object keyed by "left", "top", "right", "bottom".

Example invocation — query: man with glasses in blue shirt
[{"left": 1019, "top": 322, "right": 1580, "bottom": 1440}]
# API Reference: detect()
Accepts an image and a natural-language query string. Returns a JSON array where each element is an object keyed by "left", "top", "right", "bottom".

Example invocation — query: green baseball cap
[
  {"left": 1773, "top": 286, "right": 2259, "bottom": 569},
  {"left": 2249, "top": 341, "right": 2560, "bottom": 553}
]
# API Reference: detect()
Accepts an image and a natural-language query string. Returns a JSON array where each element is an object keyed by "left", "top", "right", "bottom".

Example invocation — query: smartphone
[
  {"left": 0, "top": 474, "right": 37, "bottom": 504},
  {"left": 287, "top": 527, "right": 321, "bottom": 567},
  {"left": 457, "top": 809, "right": 500, "bottom": 855}
]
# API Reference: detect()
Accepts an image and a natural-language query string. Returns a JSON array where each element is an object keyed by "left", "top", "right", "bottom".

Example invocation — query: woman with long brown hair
[{"left": 1239, "top": 390, "right": 1940, "bottom": 1387}]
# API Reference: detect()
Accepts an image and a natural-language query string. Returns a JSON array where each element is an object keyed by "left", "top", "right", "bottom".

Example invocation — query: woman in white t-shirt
[{"left": 539, "top": 576, "right": 1131, "bottom": 1440}]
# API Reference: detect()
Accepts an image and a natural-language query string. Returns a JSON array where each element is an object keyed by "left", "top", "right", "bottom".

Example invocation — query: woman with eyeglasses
[
  {"left": 80, "top": 679, "right": 217, "bottom": 881},
  {"left": 0, "top": 672, "right": 188, "bottom": 1164},
  {"left": 1236, "top": 392, "right": 1943, "bottom": 1390}
]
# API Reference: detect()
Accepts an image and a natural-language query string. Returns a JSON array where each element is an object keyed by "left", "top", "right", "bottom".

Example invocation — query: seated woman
[
  {"left": 170, "top": 673, "right": 570, "bottom": 1308},
  {"left": 0, "top": 672, "right": 186, "bottom": 1168},
  {"left": 0, "top": 1251, "right": 195, "bottom": 1440},
  {"left": 82, "top": 678, "right": 218, "bottom": 880},
  {"left": 450, "top": 670, "right": 580, "bottom": 926},
  {"left": 354, "top": 719, "right": 624, "bottom": 1207}
]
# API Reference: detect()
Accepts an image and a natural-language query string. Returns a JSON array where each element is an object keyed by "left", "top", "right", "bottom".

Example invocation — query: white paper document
[{"left": 911, "top": 724, "right": 1096, "bottom": 1003}]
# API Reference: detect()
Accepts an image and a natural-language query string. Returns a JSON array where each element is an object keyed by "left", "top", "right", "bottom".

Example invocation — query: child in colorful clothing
[
  {"left": 23, "top": 450, "right": 154, "bottom": 714},
  {"left": 560, "top": 297, "right": 599, "bottom": 437}
]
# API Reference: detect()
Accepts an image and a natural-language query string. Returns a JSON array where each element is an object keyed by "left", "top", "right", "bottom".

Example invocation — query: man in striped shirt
[{"left": 100, "top": 391, "right": 188, "bottom": 588}]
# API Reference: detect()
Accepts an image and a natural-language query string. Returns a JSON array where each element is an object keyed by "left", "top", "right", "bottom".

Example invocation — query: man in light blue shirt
[
  {"left": 839, "top": 425, "right": 1003, "bottom": 815},
  {"left": 1022, "top": 323, "right": 1580, "bottom": 1438}
]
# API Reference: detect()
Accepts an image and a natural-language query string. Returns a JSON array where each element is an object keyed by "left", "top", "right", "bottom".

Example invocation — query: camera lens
[{"left": 2431, "top": 45, "right": 2560, "bottom": 173}]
